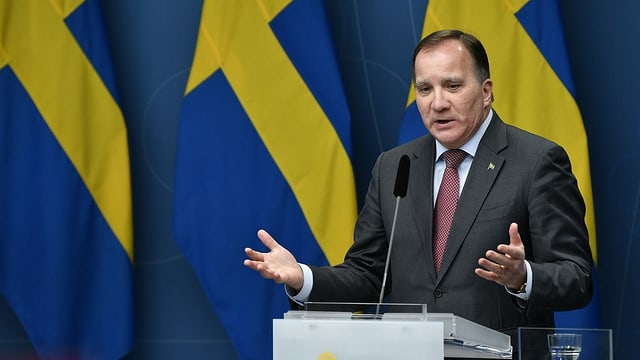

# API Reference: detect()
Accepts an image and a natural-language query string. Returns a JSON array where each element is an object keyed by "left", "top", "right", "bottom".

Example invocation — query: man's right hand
[{"left": 244, "top": 229, "right": 304, "bottom": 291}]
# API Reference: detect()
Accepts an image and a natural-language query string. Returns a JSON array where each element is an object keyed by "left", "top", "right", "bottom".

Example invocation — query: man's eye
[
  {"left": 417, "top": 86, "right": 431, "bottom": 93},
  {"left": 448, "top": 84, "right": 461, "bottom": 90}
]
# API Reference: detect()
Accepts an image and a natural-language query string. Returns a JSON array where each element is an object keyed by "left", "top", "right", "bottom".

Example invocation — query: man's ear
[{"left": 483, "top": 78, "right": 494, "bottom": 104}]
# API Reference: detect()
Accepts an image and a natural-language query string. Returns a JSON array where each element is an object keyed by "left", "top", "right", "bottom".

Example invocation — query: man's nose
[{"left": 431, "top": 89, "right": 449, "bottom": 111}]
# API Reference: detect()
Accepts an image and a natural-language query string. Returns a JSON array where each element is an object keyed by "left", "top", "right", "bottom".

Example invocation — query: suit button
[{"left": 434, "top": 288, "right": 443, "bottom": 298}]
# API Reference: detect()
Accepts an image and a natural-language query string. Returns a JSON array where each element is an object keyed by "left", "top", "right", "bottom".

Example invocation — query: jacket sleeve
[{"left": 525, "top": 143, "right": 593, "bottom": 314}]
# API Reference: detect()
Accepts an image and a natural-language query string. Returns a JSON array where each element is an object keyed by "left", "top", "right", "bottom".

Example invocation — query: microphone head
[{"left": 393, "top": 155, "right": 410, "bottom": 197}]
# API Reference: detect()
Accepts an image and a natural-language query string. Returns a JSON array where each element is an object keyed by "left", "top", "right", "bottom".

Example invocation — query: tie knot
[{"left": 443, "top": 149, "right": 466, "bottom": 169}]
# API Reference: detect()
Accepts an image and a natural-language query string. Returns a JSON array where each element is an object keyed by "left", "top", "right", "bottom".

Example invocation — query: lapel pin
[{"left": 487, "top": 162, "right": 495, "bottom": 171}]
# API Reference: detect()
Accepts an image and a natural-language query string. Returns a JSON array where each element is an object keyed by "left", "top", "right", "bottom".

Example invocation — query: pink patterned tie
[{"left": 433, "top": 149, "right": 466, "bottom": 273}]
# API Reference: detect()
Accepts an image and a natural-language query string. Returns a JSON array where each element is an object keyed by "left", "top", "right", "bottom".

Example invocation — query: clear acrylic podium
[{"left": 273, "top": 303, "right": 512, "bottom": 359}]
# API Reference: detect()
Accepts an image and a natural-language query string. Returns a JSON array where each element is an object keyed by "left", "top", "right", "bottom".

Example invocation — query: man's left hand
[{"left": 475, "top": 222, "right": 527, "bottom": 289}]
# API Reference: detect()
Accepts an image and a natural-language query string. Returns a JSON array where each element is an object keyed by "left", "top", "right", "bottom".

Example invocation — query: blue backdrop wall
[{"left": 0, "top": 0, "right": 638, "bottom": 359}]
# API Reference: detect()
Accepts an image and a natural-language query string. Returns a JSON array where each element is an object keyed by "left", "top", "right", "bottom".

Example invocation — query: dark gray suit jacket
[{"left": 308, "top": 112, "right": 593, "bottom": 332}]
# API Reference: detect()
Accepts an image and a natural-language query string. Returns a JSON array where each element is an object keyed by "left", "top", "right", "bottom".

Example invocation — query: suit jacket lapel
[{"left": 436, "top": 113, "right": 509, "bottom": 282}]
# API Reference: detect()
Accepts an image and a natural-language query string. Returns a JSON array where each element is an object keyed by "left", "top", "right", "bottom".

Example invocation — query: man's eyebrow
[
  {"left": 442, "top": 76, "right": 463, "bottom": 83},
  {"left": 415, "top": 76, "right": 463, "bottom": 87}
]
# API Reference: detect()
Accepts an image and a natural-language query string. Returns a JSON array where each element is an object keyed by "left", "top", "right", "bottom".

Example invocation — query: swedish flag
[
  {"left": 173, "top": 0, "right": 357, "bottom": 359},
  {"left": 399, "top": 0, "right": 601, "bottom": 329},
  {"left": 0, "top": 0, "right": 134, "bottom": 358}
]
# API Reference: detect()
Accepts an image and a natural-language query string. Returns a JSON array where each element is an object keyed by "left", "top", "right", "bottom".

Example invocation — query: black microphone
[
  {"left": 393, "top": 154, "right": 410, "bottom": 197},
  {"left": 376, "top": 155, "right": 410, "bottom": 316}
]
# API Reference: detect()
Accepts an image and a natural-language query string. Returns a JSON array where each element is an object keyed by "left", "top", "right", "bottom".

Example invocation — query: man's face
[{"left": 414, "top": 39, "right": 493, "bottom": 149}]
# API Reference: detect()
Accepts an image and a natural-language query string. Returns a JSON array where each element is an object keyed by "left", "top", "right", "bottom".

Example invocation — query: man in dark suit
[{"left": 244, "top": 29, "right": 593, "bottom": 337}]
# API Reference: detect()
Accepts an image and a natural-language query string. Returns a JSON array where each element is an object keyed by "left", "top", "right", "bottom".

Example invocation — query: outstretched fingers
[
  {"left": 497, "top": 223, "right": 524, "bottom": 260},
  {"left": 257, "top": 229, "right": 279, "bottom": 249},
  {"left": 243, "top": 229, "right": 303, "bottom": 288},
  {"left": 244, "top": 230, "right": 279, "bottom": 264},
  {"left": 475, "top": 223, "right": 526, "bottom": 288}
]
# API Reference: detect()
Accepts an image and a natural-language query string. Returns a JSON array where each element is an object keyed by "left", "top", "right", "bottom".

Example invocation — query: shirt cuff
[{"left": 285, "top": 263, "right": 313, "bottom": 305}]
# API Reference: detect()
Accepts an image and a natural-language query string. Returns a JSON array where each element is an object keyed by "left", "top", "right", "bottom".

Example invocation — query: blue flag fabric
[
  {"left": 0, "top": 0, "right": 134, "bottom": 358},
  {"left": 399, "top": 0, "right": 601, "bottom": 329},
  {"left": 173, "top": 1, "right": 357, "bottom": 359},
  {"left": 516, "top": 0, "right": 601, "bottom": 329}
]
